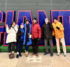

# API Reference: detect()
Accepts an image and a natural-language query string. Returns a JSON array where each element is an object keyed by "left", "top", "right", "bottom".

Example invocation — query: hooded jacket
[{"left": 52, "top": 21, "right": 64, "bottom": 38}]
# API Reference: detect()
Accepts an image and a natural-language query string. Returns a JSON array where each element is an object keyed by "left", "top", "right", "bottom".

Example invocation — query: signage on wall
[{"left": 0, "top": 10, "right": 70, "bottom": 46}]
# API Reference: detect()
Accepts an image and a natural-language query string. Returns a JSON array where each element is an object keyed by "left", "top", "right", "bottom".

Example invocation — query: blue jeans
[
  {"left": 25, "top": 45, "right": 29, "bottom": 51},
  {"left": 16, "top": 41, "right": 23, "bottom": 54}
]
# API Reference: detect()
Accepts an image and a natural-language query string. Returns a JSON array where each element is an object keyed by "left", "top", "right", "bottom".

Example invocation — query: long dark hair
[{"left": 9, "top": 21, "right": 16, "bottom": 29}]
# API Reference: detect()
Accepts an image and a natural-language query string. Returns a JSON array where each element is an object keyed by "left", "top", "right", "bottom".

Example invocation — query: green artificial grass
[{"left": 0, "top": 44, "right": 70, "bottom": 52}]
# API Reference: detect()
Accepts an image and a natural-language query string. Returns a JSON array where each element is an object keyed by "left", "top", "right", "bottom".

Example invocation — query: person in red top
[{"left": 31, "top": 18, "right": 41, "bottom": 56}]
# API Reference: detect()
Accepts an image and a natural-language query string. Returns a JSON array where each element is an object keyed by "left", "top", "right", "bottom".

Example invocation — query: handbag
[{"left": 28, "top": 33, "right": 32, "bottom": 38}]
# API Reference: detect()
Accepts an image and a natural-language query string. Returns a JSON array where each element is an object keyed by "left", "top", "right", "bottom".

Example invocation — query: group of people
[{"left": 6, "top": 17, "right": 66, "bottom": 59}]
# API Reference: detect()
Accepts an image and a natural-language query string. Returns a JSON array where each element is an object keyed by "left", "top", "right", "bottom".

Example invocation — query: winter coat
[
  {"left": 6, "top": 25, "right": 18, "bottom": 43},
  {"left": 52, "top": 21, "right": 64, "bottom": 38},
  {"left": 17, "top": 27, "right": 24, "bottom": 43},
  {"left": 42, "top": 22, "right": 53, "bottom": 39},
  {"left": 23, "top": 23, "right": 32, "bottom": 46},
  {"left": 31, "top": 22, "right": 41, "bottom": 39},
  {"left": 20, "top": 28, "right": 24, "bottom": 41}
]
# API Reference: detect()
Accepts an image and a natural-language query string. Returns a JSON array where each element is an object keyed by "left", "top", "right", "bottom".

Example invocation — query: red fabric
[{"left": 31, "top": 22, "right": 41, "bottom": 39}]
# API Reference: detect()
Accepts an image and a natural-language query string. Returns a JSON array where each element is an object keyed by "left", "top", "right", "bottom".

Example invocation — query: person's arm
[
  {"left": 42, "top": 25, "right": 44, "bottom": 39},
  {"left": 60, "top": 23, "right": 64, "bottom": 31},
  {"left": 48, "top": 22, "right": 53, "bottom": 30},
  {"left": 17, "top": 32, "right": 23, "bottom": 37},
  {"left": 52, "top": 23, "right": 55, "bottom": 36},
  {"left": 17, "top": 31, "right": 24, "bottom": 37},
  {"left": 56, "top": 22, "right": 64, "bottom": 30},
  {"left": 52, "top": 30, "right": 55, "bottom": 36},
  {"left": 37, "top": 24, "right": 41, "bottom": 38},
  {"left": 6, "top": 25, "right": 11, "bottom": 33},
  {"left": 17, "top": 28, "right": 24, "bottom": 37},
  {"left": 15, "top": 24, "right": 19, "bottom": 33}
]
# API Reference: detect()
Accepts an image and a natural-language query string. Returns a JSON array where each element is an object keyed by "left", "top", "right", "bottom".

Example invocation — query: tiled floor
[{"left": 0, "top": 53, "right": 70, "bottom": 67}]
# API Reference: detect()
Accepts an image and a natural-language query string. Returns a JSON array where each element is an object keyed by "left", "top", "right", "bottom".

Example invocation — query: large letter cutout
[
  {"left": 0, "top": 11, "right": 5, "bottom": 43},
  {"left": 4, "top": 11, "right": 15, "bottom": 46},
  {"left": 17, "top": 10, "right": 32, "bottom": 26},
  {"left": 37, "top": 10, "right": 49, "bottom": 46},
  {"left": 51, "top": 10, "right": 70, "bottom": 46}
]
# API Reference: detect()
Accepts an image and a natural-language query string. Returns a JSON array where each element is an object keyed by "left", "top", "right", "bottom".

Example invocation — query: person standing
[
  {"left": 42, "top": 18, "right": 53, "bottom": 56},
  {"left": 23, "top": 19, "right": 32, "bottom": 57},
  {"left": 52, "top": 18, "right": 66, "bottom": 57},
  {"left": 6, "top": 21, "right": 18, "bottom": 59},
  {"left": 31, "top": 18, "right": 41, "bottom": 57},
  {"left": 16, "top": 23, "right": 24, "bottom": 58}
]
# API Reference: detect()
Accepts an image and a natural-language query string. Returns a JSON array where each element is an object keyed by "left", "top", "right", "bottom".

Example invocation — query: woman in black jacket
[
  {"left": 16, "top": 23, "right": 24, "bottom": 58},
  {"left": 42, "top": 18, "right": 53, "bottom": 56}
]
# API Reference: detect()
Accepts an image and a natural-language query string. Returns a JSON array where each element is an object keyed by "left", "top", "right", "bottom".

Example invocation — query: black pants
[
  {"left": 16, "top": 41, "right": 23, "bottom": 54},
  {"left": 8, "top": 42, "right": 15, "bottom": 53},
  {"left": 32, "top": 38, "right": 38, "bottom": 54}
]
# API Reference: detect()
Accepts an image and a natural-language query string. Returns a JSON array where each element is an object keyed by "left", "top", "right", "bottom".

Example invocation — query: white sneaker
[
  {"left": 64, "top": 53, "right": 66, "bottom": 57},
  {"left": 57, "top": 52, "right": 60, "bottom": 56}
]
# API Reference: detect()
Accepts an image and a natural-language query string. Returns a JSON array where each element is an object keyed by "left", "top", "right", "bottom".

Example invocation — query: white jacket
[{"left": 6, "top": 25, "right": 18, "bottom": 43}]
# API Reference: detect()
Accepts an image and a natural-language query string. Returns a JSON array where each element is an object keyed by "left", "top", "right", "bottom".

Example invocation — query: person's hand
[
  {"left": 48, "top": 22, "right": 50, "bottom": 25},
  {"left": 38, "top": 38, "right": 40, "bottom": 42},
  {"left": 20, "top": 25, "right": 24, "bottom": 28},
  {"left": 56, "top": 26, "right": 60, "bottom": 30},
  {"left": 6, "top": 24, "right": 8, "bottom": 27},
  {"left": 28, "top": 33, "right": 32, "bottom": 38},
  {"left": 41, "top": 36, "right": 44, "bottom": 39},
  {"left": 53, "top": 36, "right": 55, "bottom": 40}
]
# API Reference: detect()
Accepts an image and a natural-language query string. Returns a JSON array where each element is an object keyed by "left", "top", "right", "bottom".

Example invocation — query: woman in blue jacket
[{"left": 23, "top": 19, "right": 32, "bottom": 57}]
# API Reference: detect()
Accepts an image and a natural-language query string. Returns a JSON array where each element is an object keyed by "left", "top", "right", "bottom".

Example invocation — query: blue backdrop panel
[
  {"left": 0, "top": 27, "right": 4, "bottom": 44},
  {"left": 1, "top": 33, "right": 4, "bottom": 43},
  {"left": 0, "top": 11, "right": 5, "bottom": 44}
]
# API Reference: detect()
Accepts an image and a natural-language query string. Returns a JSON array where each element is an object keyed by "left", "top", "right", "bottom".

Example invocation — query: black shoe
[
  {"left": 16, "top": 54, "right": 19, "bottom": 58},
  {"left": 19, "top": 53, "right": 22, "bottom": 57},
  {"left": 50, "top": 53, "right": 53, "bottom": 57},
  {"left": 44, "top": 52, "right": 49, "bottom": 55}
]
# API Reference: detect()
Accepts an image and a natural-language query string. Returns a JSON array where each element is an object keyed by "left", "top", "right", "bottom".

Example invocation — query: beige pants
[{"left": 56, "top": 38, "right": 66, "bottom": 53}]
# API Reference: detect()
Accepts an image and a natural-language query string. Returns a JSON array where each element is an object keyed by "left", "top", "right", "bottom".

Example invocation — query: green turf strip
[{"left": 0, "top": 44, "right": 70, "bottom": 52}]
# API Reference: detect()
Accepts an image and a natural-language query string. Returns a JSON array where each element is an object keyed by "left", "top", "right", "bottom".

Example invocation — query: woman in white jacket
[{"left": 6, "top": 21, "right": 18, "bottom": 59}]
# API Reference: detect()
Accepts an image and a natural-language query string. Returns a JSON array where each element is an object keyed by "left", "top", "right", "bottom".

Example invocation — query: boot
[
  {"left": 36, "top": 54, "right": 39, "bottom": 57},
  {"left": 19, "top": 53, "right": 22, "bottom": 57},
  {"left": 9, "top": 54, "right": 12, "bottom": 59},
  {"left": 11, "top": 53, "right": 15, "bottom": 58},
  {"left": 25, "top": 51, "right": 28, "bottom": 57},
  {"left": 31, "top": 53, "right": 35, "bottom": 56},
  {"left": 16, "top": 54, "right": 19, "bottom": 58}
]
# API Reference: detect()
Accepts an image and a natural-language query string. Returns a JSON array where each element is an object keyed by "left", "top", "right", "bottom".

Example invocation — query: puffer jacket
[
  {"left": 52, "top": 21, "right": 64, "bottom": 38},
  {"left": 31, "top": 22, "right": 41, "bottom": 39},
  {"left": 6, "top": 25, "right": 18, "bottom": 43}
]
